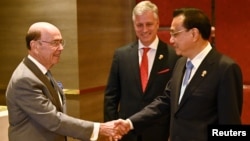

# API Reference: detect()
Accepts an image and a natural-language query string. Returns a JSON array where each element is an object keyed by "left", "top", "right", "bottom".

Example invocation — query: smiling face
[
  {"left": 28, "top": 22, "right": 64, "bottom": 69},
  {"left": 133, "top": 10, "right": 159, "bottom": 46}
]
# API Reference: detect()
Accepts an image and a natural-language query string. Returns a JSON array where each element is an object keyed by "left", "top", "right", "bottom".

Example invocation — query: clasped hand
[{"left": 99, "top": 119, "right": 131, "bottom": 141}]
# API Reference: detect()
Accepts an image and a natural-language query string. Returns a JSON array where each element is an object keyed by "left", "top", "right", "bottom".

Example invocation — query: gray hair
[{"left": 132, "top": 1, "right": 159, "bottom": 21}]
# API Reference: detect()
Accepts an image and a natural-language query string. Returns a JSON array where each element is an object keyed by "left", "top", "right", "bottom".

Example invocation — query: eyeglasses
[
  {"left": 38, "top": 39, "right": 65, "bottom": 47},
  {"left": 169, "top": 29, "right": 187, "bottom": 37}
]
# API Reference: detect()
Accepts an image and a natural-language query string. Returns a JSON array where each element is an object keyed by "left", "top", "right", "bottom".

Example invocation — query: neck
[{"left": 188, "top": 40, "right": 209, "bottom": 59}]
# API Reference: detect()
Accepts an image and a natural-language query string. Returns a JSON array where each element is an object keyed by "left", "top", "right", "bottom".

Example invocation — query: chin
[
  {"left": 175, "top": 51, "right": 182, "bottom": 56},
  {"left": 53, "top": 59, "right": 60, "bottom": 64}
]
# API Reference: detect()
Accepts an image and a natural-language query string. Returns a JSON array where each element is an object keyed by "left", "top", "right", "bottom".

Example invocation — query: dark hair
[
  {"left": 173, "top": 8, "right": 211, "bottom": 40},
  {"left": 25, "top": 30, "right": 41, "bottom": 50}
]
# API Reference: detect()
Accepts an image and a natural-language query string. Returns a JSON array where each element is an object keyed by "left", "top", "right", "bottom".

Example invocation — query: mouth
[
  {"left": 171, "top": 45, "right": 177, "bottom": 48},
  {"left": 54, "top": 54, "right": 61, "bottom": 57},
  {"left": 142, "top": 32, "right": 150, "bottom": 37},
  {"left": 54, "top": 51, "right": 62, "bottom": 57}
]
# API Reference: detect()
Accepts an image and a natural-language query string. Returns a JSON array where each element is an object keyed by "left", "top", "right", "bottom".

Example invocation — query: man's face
[
  {"left": 169, "top": 15, "right": 193, "bottom": 57},
  {"left": 133, "top": 11, "right": 159, "bottom": 46},
  {"left": 33, "top": 29, "right": 64, "bottom": 69}
]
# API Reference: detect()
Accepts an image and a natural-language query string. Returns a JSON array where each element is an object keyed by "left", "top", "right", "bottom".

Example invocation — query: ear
[
  {"left": 191, "top": 28, "right": 200, "bottom": 41},
  {"left": 30, "top": 40, "right": 37, "bottom": 49},
  {"left": 30, "top": 40, "right": 40, "bottom": 54},
  {"left": 156, "top": 18, "right": 160, "bottom": 28}
]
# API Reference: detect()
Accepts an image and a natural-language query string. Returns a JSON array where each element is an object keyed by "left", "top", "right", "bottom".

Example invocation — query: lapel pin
[
  {"left": 201, "top": 70, "right": 207, "bottom": 77},
  {"left": 159, "top": 54, "right": 164, "bottom": 60},
  {"left": 57, "top": 81, "right": 64, "bottom": 89}
]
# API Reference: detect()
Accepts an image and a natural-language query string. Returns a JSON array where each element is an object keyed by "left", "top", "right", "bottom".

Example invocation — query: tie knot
[
  {"left": 46, "top": 70, "right": 50, "bottom": 75},
  {"left": 46, "top": 70, "right": 53, "bottom": 78},
  {"left": 142, "top": 47, "right": 150, "bottom": 53},
  {"left": 186, "top": 61, "right": 193, "bottom": 69}
]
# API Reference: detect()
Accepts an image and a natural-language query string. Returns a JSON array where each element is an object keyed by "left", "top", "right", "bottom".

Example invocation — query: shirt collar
[
  {"left": 188, "top": 43, "right": 212, "bottom": 69},
  {"left": 138, "top": 36, "right": 159, "bottom": 50},
  {"left": 28, "top": 55, "right": 48, "bottom": 74}
]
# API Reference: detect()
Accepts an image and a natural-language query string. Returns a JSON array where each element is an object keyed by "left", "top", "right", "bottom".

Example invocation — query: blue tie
[{"left": 183, "top": 61, "right": 193, "bottom": 85}]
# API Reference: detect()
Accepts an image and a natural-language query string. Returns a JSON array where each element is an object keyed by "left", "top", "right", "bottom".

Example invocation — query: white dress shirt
[
  {"left": 178, "top": 43, "right": 212, "bottom": 103},
  {"left": 138, "top": 36, "right": 159, "bottom": 78}
]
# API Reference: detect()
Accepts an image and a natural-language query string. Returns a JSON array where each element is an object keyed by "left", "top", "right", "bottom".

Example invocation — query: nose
[
  {"left": 141, "top": 25, "right": 148, "bottom": 32},
  {"left": 169, "top": 36, "right": 175, "bottom": 44},
  {"left": 58, "top": 44, "right": 64, "bottom": 50}
]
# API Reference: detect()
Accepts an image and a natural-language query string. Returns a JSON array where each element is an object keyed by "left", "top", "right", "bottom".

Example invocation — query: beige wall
[
  {"left": 77, "top": 1, "right": 135, "bottom": 91},
  {"left": 0, "top": 0, "right": 135, "bottom": 92}
]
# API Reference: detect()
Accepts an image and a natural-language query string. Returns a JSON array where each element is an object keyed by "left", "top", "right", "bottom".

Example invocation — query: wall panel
[
  {"left": 215, "top": 0, "right": 250, "bottom": 84},
  {"left": 77, "top": 0, "right": 135, "bottom": 91},
  {"left": 0, "top": 0, "right": 135, "bottom": 93},
  {"left": 0, "top": 0, "right": 78, "bottom": 90}
]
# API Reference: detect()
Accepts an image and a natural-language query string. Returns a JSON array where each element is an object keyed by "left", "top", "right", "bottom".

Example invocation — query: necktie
[
  {"left": 46, "top": 70, "right": 63, "bottom": 105},
  {"left": 46, "top": 70, "right": 57, "bottom": 88},
  {"left": 183, "top": 61, "right": 193, "bottom": 85},
  {"left": 140, "top": 47, "right": 150, "bottom": 92},
  {"left": 179, "top": 61, "right": 194, "bottom": 103}
]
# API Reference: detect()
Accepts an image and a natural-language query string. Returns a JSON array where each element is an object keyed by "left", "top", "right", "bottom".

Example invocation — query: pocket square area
[{"left": 158, "top": 69, "right": 170, "bottom": 74}]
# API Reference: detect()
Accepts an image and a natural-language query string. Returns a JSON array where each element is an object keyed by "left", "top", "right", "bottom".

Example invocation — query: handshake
[{"left": 99, "top": 119, "right": 132, "bottom": 141}]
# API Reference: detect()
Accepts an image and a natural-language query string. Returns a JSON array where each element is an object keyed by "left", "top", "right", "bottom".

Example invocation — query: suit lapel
[
  {"left": 129, "top": 40, "right": 172, "bottom": 93},
  {"left": 147, "top": 41, "right": 169, "bottom": 88},
  {"left": 178, "top": 49, "right": 216, "bottom": 108},
  {"left": 23, "top": 57, "right": 63, "bottom": 112},
  {"left": 173, "top": 58, "right": 186, "bottom": 111},
  {"left": 128, "top": 42, "right": 143, "bottom": 92}
]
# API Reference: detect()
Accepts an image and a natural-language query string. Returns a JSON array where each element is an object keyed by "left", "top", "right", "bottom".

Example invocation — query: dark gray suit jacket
[
  {"left": 104, "top": 40, "right": 179, "bottom": 141},
  {"left": 129, "top": 48, "right": 243, "bottom": 141},
  {"left": 6, "top": 57, "right": 94, "bottom": 141}
]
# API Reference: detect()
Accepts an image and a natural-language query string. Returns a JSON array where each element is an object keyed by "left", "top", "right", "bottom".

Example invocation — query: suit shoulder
[
  {"left": 218, "top": 54, "right": 241, "bottom": 72},
  {"left": 209, "top": 49, "right": 238, "bottom": 65},
  {"left": 115, "top": 42, "right": 137, "bottom": 52},
  {"left": 205, "top": 49, "right": 242, "bottom": 75},
  {"left": 111, "top": 42, "right": 137, "bottom": 60},
  {"left": 158, "top": 40, "right": 168, "bottom": 47},
  {"left": 158, "top": 40, "right": 175, "bottom": 52}
]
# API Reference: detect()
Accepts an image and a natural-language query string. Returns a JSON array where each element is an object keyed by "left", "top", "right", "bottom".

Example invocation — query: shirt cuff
[
  {"left": 90, "top": 122, "right": 100, "bottom": 141},
  {"left": 126, "top": 119, "right": 134, "bottom": 130}
]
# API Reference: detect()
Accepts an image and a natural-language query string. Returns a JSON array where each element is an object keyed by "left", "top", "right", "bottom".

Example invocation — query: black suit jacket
[
  {"left": 104, "top": 40, "right": 179, "bottom": 141},
  {"left": 129, "top": 48, "right": 243, "bottom": 141}
]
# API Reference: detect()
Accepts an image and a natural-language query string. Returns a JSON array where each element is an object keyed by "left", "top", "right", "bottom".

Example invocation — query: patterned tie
[
  {"left": 183, "top": 61, "right": 193, "bottom": 85},
  {"left": 140, "top": 47, "right": 150, "bottom": 92}
]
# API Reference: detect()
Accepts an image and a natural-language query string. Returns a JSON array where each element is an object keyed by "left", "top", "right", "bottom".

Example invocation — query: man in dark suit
[
  {"left": 5, "top": 22, "right": 124, "bottom": 141},
  {"left": 103, "top": 1, "right": 179, "bottom": 141},
  {"left": 117, "top": 8, "right": 243, "bottom": 141}
]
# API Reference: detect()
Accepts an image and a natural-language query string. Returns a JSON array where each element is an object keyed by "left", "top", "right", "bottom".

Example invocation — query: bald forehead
[{"left": 28, "top": 22, "right": 59, "bottom": 33}]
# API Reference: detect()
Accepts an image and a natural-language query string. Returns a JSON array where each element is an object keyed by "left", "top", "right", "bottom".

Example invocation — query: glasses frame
[
  {"left": 170, "top": 29, "right": 187, "bottom": 37},
  {"left": 38, "top": 39, "right": 65, "bottom": 47}
]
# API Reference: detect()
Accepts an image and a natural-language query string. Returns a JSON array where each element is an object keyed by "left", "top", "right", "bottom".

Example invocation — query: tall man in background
[{"left": 104, "top": 1, "right": 179, "bottom": 141}]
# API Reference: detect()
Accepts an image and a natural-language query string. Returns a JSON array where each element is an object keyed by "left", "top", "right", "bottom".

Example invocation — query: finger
[{"left": 115, "top": 125, "right": 127, "bottom": 135}]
